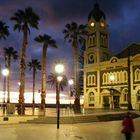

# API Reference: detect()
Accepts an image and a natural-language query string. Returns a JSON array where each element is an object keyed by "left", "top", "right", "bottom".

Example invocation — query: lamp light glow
[
  {"left": 57, "top": 76, "right": 63, "bottom": 82},
  {"left": 110, "top": 75, "right": 115, "bottom": 81},
  {"left": 68, "top": 79, "right": 74, "bottom": 85},
  {"left": 1, "top": 68, "right": 9, "bottom": 76},
  {"left": 55, "top": 64, "right": 64, "bottom": 74},
  {"left": 18, "top": 82, "right": 21, "bottom": 86}
]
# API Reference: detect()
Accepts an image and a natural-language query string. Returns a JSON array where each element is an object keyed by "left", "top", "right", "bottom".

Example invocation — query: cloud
[{"left": 1, "top": 0, "right": 140, "bottom": 92}]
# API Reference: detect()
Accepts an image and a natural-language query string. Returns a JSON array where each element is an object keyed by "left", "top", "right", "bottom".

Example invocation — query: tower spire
[{"left": 88, "top": 0, "right": 106, "bottom": 21}]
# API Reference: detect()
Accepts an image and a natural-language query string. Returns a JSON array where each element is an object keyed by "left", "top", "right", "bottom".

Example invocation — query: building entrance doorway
[
  {"left": 113, "top": 96, "right": 120, "bottom": 108},
  {"left": 101, "top": 89, "right": 120, "bottom": 109},
  {"left": 103, "top": 96, "right": 110, "bottom": 108}
]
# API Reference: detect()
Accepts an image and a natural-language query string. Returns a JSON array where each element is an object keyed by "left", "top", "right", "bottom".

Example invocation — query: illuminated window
[
  {"left": 106, "top": 73, "right": 110, "bottom": 84},
  {"left": 103, "top": 70, "right": 128, "bottom": 85},
  {"left": 135, "top": 68, "right": 140, "bottom": 82},
  {"left": 122, "top": 88, "right": 128, "bottom": 102},
  {"left": 117, "top": 71, "right": 120, "bottom": 82},
  {"left": 89, "top": 92, "right": 95, "bottom": 102},
  {"left": 103, "top": 73, "right": 107, "bottom": 85},
  {"left": 124, "top": 71, "right": 127, "bottom": 82},
  {"left": 87, "top": 74, "right": 96, "bottom": 86},
  {"left": 88, "top": 75, "right": 92, "bottom": 85}
]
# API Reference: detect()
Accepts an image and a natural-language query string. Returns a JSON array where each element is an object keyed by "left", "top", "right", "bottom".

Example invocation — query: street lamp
[
  {"left": 1, "top": 68, "right": 9, "bottom": 115},
  {"left": 55, "top": 64, "right": 64, "bottom": 74},
  {"left": 55, "top": 63, "right": 64, "bottom": 129},
  {"left": 18, "top": 82, "right": 21, "bottom": 86},
  {"left": 68, "top": 79, "right": 74, "bottom": 108},
  {"left": 2, "top": 68, "right": 9, "bottom": 76}
]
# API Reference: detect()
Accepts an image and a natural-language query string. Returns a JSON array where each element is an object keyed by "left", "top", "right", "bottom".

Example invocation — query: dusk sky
[{"left": 0, "top": 0, "right": 140, "bottom": 93}]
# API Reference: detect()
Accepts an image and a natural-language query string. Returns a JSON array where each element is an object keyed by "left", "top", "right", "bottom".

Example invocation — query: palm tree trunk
[
  {"left": 18, "top": 29, "right": 27, "bottom": 115},
  {"left": 7, "top": 57, "right": 11, "bottom": 103},
  {"left": 56, "top": 81, "right": 60, "bottom": 128},
  {"left": 32, "top": 68, "right": 36, "bottom": 114},
  {"left": 40, "top": 45, "right": 47, "bottom": 110},
  {"left": 73, "top": 41, "right": 81, "bottom": 113}
]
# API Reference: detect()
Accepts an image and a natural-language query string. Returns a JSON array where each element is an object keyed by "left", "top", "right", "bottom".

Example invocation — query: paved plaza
[
  {"left": 0, "top": 114, "right": 140, "bottom": 140},
  {"left": 0, "top": 107, "right": 139, "bottom": 140}
]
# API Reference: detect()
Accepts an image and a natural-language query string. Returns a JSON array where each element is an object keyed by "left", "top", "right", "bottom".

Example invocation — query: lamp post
[
  {"left": 110, "top": 75, "right": 115, "bottom": 109},
  {"left": 55, "top": 63, "right": 64, "bottom": 129},
  {"left": 1, "top": 68, "right": 9, "bottom": 115},
  {"left": 127, "top": 47, "right": 133, "bottom": 110},
  {"left": 68, "top": 79, "right": 74, "bottom": 108}
]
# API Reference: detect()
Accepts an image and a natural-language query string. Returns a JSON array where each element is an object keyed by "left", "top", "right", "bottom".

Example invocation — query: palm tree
[
  {"left": 0, "top": 20, "right": 10, "bottom": 40},
  {"left": 28, "top": 59, "right": 41, "bottom": 113},
  {"left": 35, "top": 34, "right": 58, "bottom": 109},
  {"left": 47, "top": 73, "right": 67, "bottom": 92},
  {"left": 11, "top": 7, "right": 40, "bottom": 114},
  {"left": 79, "top": 44, "right": 86, "bottom": 96},
  {"left": 3, "top": 47, "right": 18, "bottom": 103},
  {"left": 63, "top": 22, "right": 86, "bottom": 113}
]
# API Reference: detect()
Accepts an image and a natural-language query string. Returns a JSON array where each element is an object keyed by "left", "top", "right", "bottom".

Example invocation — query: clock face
[
  {"left": 90, "top": 22, "right": 95, "bottom": 27},
  {"left": 100, "top": 22, "right": 105, "bottom": 27},
  {"left": 88, "top": 53, "right": 95, "bottom": 63}
]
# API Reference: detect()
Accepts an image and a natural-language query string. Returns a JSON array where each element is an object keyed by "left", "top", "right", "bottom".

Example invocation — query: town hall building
[{"left": 83, "top": 3, "right": 140, "bottom": 110}]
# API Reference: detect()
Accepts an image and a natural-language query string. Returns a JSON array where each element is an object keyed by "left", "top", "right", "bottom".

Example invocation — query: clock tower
[
  {"left": 84, "top": 3, "right": 111, "bottom": 64},
  {"left": 84, "top": 3, "right": 112, "bottom": 108}
]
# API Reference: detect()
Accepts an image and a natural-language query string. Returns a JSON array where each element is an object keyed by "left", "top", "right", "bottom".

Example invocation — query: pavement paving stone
[{"left": 0, "top": 117, "right": 140, "bottom": 140}]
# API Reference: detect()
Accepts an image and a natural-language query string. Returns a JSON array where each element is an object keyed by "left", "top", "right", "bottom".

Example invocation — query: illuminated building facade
[{"left": 83, "top": 3, "right": 140, "bottom": 109}]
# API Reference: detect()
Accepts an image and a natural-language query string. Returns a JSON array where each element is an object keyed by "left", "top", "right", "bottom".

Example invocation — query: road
[{"left": 0, "top": 117, "right": 139, "bottom": 140}]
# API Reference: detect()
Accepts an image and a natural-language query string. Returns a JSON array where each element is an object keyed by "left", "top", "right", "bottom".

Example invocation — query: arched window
[
  {"left": 114, "top": 72, "right": 117, "bottom": 83},
  {"left": 87, "top": 75, "right": 92, "bottom": 86},
  {"left": 112, "top": 72, "right": 116, "bottom": 83},
  {"left": 117, "top": 71, "right": 120, "bottom": 83},
  {"left": 124, "top": 71, "right": 127, "bottom": 83},
  {"left": 89, "top": 92, "right": 95, "bottom": 102},
  {"left": 120, "top": 71, "right": 123, "bottom": 83},
  {"left": 124, "top": 93, "right": 127, "bottom": 102},
  {"left": 103, "top": 73, "right": 107, "bottom": 85},
  {"left": 137, "top": 90, "right": 140, "bottom": 102},
  {"left": 92, "top": 74, "right": 96, "bottom": 85},
  {"left": 106, "top": 72, "right": 110, "bottom": 84},
  {"left": 109, "top": 72, "right": 114, "bottom": 84},
  {"left": 92, "top": 35, "right": 96, "bottom": 45},
  {"left": 88, "top": 36, "right": 93, "bottom": 47},
  {"left": 87, "top": 74, "right": 96, "bottom": 86},
  {"left": 135, "top": 69, "right": 140, "bottom": 82},
  {"left": 89, "top": 36, "right": 93, "bottom": 45},
  {"left": 122, "top": 88, "right": 128, "bottom": 102}
]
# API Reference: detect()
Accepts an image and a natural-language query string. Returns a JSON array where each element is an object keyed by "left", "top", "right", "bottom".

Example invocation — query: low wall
[{"left": 0, "top": 116, "right": 38, "bottom": 125}]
